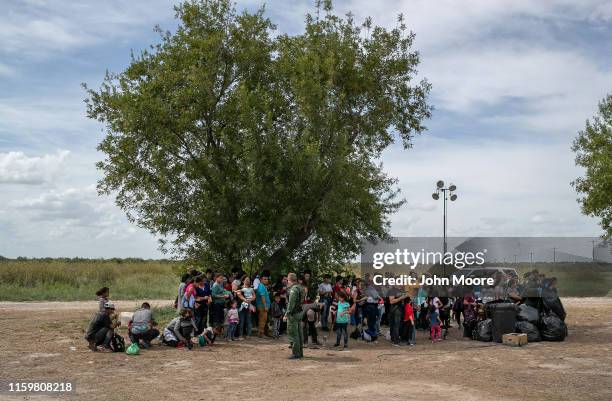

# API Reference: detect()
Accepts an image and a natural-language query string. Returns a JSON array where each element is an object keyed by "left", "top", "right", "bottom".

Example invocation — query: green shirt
[{"left": 211, "top": 282, "right": 226, "bottom": 304}]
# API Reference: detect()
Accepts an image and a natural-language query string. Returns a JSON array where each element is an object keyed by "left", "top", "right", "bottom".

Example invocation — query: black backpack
[{"left": 110, "top": 333, "right": 126, "bottom": 352}]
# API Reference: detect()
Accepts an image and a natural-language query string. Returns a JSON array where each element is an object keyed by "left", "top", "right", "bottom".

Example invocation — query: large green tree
[
  {"left": 572, "top": 94, "right": 612, "bottom": 238},
  {"left": 85, "top": 0, "right": 431, "bottom": 274}
]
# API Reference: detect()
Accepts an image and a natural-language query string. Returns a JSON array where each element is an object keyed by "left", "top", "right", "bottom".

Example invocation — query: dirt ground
[{"left": 0, "top": 298, "right": 611, "bottom": 401}]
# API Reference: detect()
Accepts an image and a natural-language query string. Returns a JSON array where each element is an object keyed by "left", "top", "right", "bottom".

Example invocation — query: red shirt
[{"left": 404, "top": 303, "right": 415, "bottom": 321}]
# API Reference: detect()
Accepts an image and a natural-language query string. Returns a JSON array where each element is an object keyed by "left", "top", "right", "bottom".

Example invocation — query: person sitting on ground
[
  {"left": 199, "top": 326, "right": 217, "bottom": 347},
  {"left": 85, "top": 302, "right": 120, "bottom": 352},
  {"left": 162, "top": 309, "right": 197, "bottom": 349},
  {"left": 129, "top": 302, "right": 160, "bottom": 349},
  {"left": 96, "top": 287, "right": 110, "bottom": 312}
]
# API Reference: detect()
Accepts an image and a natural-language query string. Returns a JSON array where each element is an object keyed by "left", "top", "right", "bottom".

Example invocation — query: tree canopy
[
  {"left": 572, "top": 94, "right": 612, "bottom": 239},
  {"left": 85, "top": 0, "right": 431, "bottom": 275}
]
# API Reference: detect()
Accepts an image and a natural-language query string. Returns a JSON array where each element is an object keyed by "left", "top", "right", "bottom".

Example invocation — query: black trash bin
[{"left": 487, "top": 302, "right": 517, "bottom": 343}]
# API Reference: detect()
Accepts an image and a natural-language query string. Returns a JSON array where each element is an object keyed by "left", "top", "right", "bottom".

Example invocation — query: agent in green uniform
[{"left": 284, "top": 272, "right": 304, "bottom": 359}]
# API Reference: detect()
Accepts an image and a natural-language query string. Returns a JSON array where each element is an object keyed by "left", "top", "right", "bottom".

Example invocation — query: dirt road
[{"left": 0, "top": 298, "right": 611, "bottom": 401}]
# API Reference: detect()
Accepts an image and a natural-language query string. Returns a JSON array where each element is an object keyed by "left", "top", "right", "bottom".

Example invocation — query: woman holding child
[{"left": 237, "top": 275, "right": 256, "bottom": 337}]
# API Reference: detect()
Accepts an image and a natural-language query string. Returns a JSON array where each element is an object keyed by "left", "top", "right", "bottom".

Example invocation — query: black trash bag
[
  {"left": 515, "top": 321, "right": 541, "bottom": 342},
  {"left": 542, "top": 291, "right": 566, "bottom": 322},
  {"left": 517, "top": 304, "right": 540, "bottom": 324},
  {"left": 473, "top": 319, "right": 492, "bottom": 342},
  {"left": 539, "top": 312, "right": 567, "bottom": 341}
]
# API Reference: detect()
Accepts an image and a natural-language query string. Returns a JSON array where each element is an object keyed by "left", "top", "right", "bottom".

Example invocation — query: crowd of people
[{"left": 84, "top": 267, "right": 559, "bottom": 358}]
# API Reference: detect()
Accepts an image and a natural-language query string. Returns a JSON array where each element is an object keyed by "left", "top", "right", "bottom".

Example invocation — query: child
[
  {"left": 403, "top": 296, "right": 416, "bottom": 346},
  {"left": 225, "top": 300, "right": 239, "bottom": 341},
  {"left": 334, "top": 292, "right": 351, "bottom": 349},
  {"left": 427, "top": 304, "right": 442, "bottom": 342},
  {"left": 195, "top": 326, "right": 217, "bottom": 348},
  {"left": 270, "top": 293, "right": 285, "bottom": 339}
]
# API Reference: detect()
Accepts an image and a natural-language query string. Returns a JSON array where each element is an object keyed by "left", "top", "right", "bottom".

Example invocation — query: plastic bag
[
  {"left": 539, "top": 312, "right": 567, "bottom": 342},
  {"left": 542, "top": 291, "right": 566, "bottom": 322},
  {"left": 125, "top": 342, "right": 140, "bottom": 355},
  {"left": 473, "top": 319, "right": 492, "bottom": 342},
  {"left": 515, "top": 321, "right": 541, "bottom": 342},
  {"left": 517, "top": 304, "right": 540, "bottom": 324}
]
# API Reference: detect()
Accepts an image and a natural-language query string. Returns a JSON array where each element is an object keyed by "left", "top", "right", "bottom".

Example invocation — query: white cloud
[
  {"left": 384, "top": 135, "right": 601, "bottom": 238},
  {"left": 0, "top": 149, "right": 69, "bottom": 184},
  {"left": 0, "top": 0, "right": 175, "bottom": 58},
  {"left": 6, "top": 184, "right": 150, "bottom": 250}
]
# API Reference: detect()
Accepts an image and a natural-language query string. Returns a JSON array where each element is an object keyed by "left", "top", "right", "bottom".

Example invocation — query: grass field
[{"left": 0, "top": 259, "right": 179, "bottom": 301}]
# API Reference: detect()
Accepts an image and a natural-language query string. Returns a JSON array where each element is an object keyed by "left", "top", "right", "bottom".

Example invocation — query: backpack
[{"left": 110, "top": 334, "right": 126, "bottom": 352}]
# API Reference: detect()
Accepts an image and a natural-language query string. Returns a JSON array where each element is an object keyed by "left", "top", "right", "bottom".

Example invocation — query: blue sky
[{"left": 1, "top": 0, "right": 611, "bottom": 258}]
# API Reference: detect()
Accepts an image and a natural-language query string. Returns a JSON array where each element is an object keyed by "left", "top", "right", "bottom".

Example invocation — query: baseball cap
[{"left": 104, "top": 301, "right": 115, "bottom": 310}]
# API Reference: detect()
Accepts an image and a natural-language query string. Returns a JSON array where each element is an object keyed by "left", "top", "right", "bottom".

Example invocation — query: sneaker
[
  {"left": 141, "top": 341, "right": 151, "bottom": 349},
  {"left": 87, "top": 341, "right": 97, "bottom": 352},
  {"left": 333, "top": 343, "right": 340, "bottom": 347},
  {"left": 391, "top": 342, "right": 400, "bottom": 347},
  {"left": 288, "top": 355, "right": 302, "bottom": 360}
]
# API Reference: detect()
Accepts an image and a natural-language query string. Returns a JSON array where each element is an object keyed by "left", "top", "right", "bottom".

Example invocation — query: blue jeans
[
  {"left": 225, "top": 322, "right": 237, "bottom": 339},
  {"left": 335, "top": 322, "right": 348, "bottom": 346},
  {"left": 376, "top": 304, "right": 384, "bottom": 334},
  {"left": 351, "top": 304, "right": 363, "bottom": 326},
  {"left": 239, "top": 307, "right": 252, "bottom": 337},
  {"left": 365, "top": 303, "right": 378, "bottom": 334}
]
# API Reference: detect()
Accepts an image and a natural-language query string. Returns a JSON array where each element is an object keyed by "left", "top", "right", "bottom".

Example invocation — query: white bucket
[{"left": 119, "top": 311, "right": 133, "bottom": 327}]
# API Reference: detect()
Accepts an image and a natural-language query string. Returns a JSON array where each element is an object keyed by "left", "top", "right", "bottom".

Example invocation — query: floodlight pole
[
  {"left": 433, "top": 181, "right": 457, "bottom": 277},
  {"left": 442, "top": 188, "right": 448, "bottom": 255}
]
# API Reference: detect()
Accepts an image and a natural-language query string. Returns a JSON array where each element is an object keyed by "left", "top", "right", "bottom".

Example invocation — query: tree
[
  {"left": 85, "top": 0, "right": 431, "bottom": 275},
  {"left": 572, "top": 94, "right": 612, "bottom": 238}
]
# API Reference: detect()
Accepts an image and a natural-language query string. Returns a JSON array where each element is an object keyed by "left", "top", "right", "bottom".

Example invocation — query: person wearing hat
[{"left": 85, "top": 301, "right": 120, "bottom": 352}]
